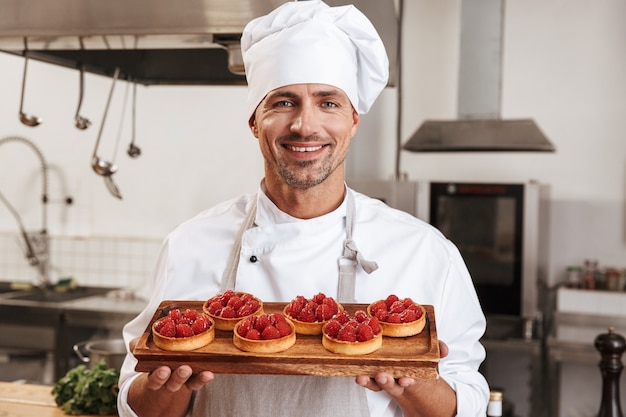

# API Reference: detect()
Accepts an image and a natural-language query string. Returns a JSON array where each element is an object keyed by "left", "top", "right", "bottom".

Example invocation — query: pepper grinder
[{"left": 595, "top": 327, "right": 626, "bottom": 417}]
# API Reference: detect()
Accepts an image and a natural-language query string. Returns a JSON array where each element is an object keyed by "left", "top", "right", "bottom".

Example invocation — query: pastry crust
[
  {"left": 203, "top": 293, "right": 264, "bottom": 331},
  {"left": 321, "top": 328, "right": 383, "bottom": 355},
  {"left": 232, "top": 319, "right": 296, "bottom": 353},
  {"left": 282, "top": 304, "right": 344, "bottom": 335},
  {"left": 367, "top": 302, "right": 426, "bottom": 337},
  {"left": 152, "top": 319, "right": 215, "bottom": 351}
]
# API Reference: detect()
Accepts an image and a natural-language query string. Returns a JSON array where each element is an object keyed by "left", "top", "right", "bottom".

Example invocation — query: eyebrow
[{"left": 267, "top": 87, "right": 342, "bottom": 100}]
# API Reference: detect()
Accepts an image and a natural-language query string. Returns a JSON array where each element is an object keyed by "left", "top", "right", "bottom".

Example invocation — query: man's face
[{"left": 249, "top": 83, "right": 359, "bottom": 189}]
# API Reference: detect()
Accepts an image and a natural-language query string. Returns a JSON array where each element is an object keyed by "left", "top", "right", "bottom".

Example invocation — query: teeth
[{"left": 287, "top": 145, "right": 323, "bottom": 152}]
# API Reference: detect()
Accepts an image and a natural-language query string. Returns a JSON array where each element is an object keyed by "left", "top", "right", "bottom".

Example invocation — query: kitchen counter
[
  {"left": 0, "top": 381, "right": 116, "bottom": 416},
  {"left": 0, "top": 288, "right": 147, "bottom": 381}
]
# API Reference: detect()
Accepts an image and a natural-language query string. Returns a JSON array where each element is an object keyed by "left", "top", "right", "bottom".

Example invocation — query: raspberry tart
[
  {"left": 367, "top": 295, "right": 426, "bottom": 337},
  {"left": 322, "top": 310, "right": 382, "bottom": 355},
  {"left": 203, "top": 290, "right": 264, "bottom": 331},
  {"left": 152, "top": 308, "right": 215, "bottom": 351},
  {"left": 233, "top": 312, "right": 296, "bottom": 353},
  {"left": 283, "top": 292, "right": 343, "bottom": 335}
]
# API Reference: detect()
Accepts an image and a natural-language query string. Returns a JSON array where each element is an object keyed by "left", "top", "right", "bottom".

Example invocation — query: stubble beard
[{"left": 276, "top": 158, "right": 334, "bottom": 189}]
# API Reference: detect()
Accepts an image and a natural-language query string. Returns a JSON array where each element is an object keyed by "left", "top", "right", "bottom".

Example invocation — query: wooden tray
[{"left": 133, "top": 300, "right": 439, "bottom": 379}]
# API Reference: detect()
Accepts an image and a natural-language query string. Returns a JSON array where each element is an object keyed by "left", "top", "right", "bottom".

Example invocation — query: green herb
[{"left": 51, "top": 360, "right": 120, "bottom": 415}]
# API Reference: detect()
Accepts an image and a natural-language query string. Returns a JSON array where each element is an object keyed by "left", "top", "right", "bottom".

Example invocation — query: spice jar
[{"left": 566, "top": 266, "right": 582, "bottom": 289}]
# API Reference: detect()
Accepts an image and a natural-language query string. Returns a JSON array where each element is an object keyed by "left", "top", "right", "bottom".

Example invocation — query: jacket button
[{"left": 249, "top": 256, "right": 258, "bottom": 263}]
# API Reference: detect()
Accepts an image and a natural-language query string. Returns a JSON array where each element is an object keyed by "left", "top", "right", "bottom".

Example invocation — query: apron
[{"left": 191, "top": 190, "right": 377, "bottom": 417}]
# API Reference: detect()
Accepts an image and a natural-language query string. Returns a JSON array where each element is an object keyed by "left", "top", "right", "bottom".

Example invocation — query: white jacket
[{"left": 118, "top": 186, "right": 489, "bottom": 417}]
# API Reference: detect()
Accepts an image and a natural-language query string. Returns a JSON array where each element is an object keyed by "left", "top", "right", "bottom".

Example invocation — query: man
[{"left": 117, "top": 1, "right": 489, "bottom": 416}]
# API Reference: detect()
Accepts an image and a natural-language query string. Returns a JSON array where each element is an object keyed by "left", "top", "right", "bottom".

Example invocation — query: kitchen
[{"left": 0, "top": 1, "right": 625, "bottom": 416}]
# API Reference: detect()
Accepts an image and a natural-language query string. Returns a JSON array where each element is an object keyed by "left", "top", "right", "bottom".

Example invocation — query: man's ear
[{"left": 248, "top": 115, "right": 259, "bottom": 138}]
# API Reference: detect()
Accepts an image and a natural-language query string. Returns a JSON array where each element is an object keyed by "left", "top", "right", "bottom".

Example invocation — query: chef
[{"left": 117, "top": 1, "right": 489, "bottom": 416}]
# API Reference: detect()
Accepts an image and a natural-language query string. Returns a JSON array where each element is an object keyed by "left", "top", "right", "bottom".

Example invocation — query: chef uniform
[{"left": 117, "top": 2, "right": 489, "bottom": 416}]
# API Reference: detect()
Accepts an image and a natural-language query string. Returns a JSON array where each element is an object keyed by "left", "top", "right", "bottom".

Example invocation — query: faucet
[{"left": 0, "top": 136, "right": 50, "bottom": 287}]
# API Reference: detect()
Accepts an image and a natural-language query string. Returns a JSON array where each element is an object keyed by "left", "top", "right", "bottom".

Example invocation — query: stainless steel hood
[
  {"left": 403, "top": 0, "right": 555, "bottom": 152},
  {"left": 0, "top": 0, "right": 398, "bottom": 86}
]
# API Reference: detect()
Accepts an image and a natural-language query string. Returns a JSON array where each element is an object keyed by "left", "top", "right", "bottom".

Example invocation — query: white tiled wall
[{"left": 0, "top": 232, "right": 162, "bottom": 290}]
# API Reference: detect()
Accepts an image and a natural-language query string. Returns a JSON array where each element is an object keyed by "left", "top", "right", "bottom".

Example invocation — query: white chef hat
[{"left": 241, "top": 0, "right": 389, "bottom": 119}]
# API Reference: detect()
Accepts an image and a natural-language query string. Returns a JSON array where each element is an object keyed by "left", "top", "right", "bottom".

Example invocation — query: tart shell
[
  {"left": 152, "top": 318, "right": 215, "bottom": 352},
  {"left": 282, "top": 303, "right": 344, "bottom": 335},
  {"left": 321, "top": 328, "right": 383, "bottom": 355},
  {"left": 232, "top": 319, "right": 296, "bottom": 353},
  {"left": 203, "top": 293, "right": 264, "bottom": 331},
  {"left": 367, "top": 302, "right": 426, "bottom": 337}
]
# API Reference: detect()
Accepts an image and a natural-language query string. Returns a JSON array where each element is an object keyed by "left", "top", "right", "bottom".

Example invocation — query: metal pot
[{"left": 73, "top": 339, "right": 127, "bottom": 371}]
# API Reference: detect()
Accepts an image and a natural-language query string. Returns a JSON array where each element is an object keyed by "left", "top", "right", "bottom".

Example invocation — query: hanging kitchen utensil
[
  {"left": 91, "top": 67, "right": 122, "bottom": 199},
  {"left": 127, "top": 81, "right": 141, "bottom": 158},
  {"left": 18, "top": 52, "right": 42, "bottom": 127},
  {"left": 74, "top": 64, "right": 91, "bottom": 130}
]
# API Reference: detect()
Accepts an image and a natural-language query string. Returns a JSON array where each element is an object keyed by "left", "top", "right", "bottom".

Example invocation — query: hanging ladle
[
  {"left": 91, "top": 67, "right": 122, "bottom": 199},
  {"left": 74, "top": 65, "right": 91, "bottom": 130},
  {"left": 127, "top": 81, "right": 141, "bottom": 158},
  {"left": 18, "top": 53, "right": 42, "bottom": 127}
]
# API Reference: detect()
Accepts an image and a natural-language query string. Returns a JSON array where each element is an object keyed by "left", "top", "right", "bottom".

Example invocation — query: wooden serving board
[{"left": 133, "top": 301, "right": 439, "bottom": 379}]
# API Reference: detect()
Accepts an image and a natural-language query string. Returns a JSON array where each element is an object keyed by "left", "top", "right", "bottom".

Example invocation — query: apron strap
[
  {"left": 220, "top": 200, "right": 258, "bottom": 293},
  {"left": 337, "top": 190, "right": 378, "bottom": 303}
]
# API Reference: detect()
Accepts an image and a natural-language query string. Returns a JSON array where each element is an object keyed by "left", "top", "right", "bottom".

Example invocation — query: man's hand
[
  {"left": 355, "top": 341, "right": 456, "bottom": 417},
  {"left": 127, "top": 338, "right": 214, "bottom": 417},
  {"left": 143, "top": 365, "right": 214, "bottom": 392}
]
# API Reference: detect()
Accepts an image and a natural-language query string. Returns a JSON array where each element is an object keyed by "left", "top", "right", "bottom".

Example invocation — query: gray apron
[{"left": 191, "top": 190, "right": 378, "bottom": 417}]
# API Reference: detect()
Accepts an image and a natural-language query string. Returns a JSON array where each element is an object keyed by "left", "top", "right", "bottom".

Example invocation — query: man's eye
[
  {"left": 322, "top": 102, "right": 338, "bottom": 108},
  {"left": 275, "top": 100, "right": 293, "bottom": 107}
]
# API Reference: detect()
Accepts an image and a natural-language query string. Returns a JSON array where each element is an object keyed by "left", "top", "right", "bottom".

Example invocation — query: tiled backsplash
[{"left": 0, "top": 232, "right": 163, "bottom": 290}]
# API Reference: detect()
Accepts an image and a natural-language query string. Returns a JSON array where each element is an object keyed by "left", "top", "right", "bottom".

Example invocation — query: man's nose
[{"left": 290, "top": 104, "right": 319, "bottom": 136}]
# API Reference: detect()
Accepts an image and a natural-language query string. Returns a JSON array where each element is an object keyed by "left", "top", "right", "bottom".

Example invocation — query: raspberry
[
  {"left": 400, "top": 309, "right": 417, "bottom": 323},
  {"left": 324, "top": 320, "right": 342, "bottom": 338},
  {"left": 366, "top": 317, "right": 381, "bottom": 334},
  {"left": 354, "top": 310, "right": 368, "bottom": 323},
  {"left": 356, "top": 323, "right": 374, "bottom": 342},
  {"left": 337, "top": 325, "right": 357, "bottom": 342},
  {"left": 240, "top": 293, "right": 253, "bottom": 303},
  {"left": 287, "top": 299, "right": 303, "bottom": 317},
  {"left": 373, "top": 308, "right": 388, "bottom": 321},
  {"left": 297, "top": 307, "right": 316, "bottom": 323},
  {"left": 238, "top": 318, "right": 254, "bottom": 337},
  {"left": 245, "top": 329, "right": 261, "bottom": 340},
  {"left": 220, "top": 306, "right": 236, "bottom": 318},
  {"left": 370, "top": 300, "right": 387, "bottom": 314},
  {"left": 168, "top": 308, "right": 182, "bottom": 321},
  {"left": 322, "top": 297, "right": 339, "bottom": 315},
  {"left": 207, "top": 300, "right": 223, "bottom": 315},
  {"left": 176, "top": 323, "right": 194, "bottom": 338},
  {"left": 245, "top": 299, "right": 260, "bottom": 313},
  {"left": 183, "top": 309, "right": 198, "bottom": 321},
  {"left": 389, "top": 300, "right": 405, "bottom": 314},
  {"left": 227, "top": 296, "right": 243, "bottom": 311},
  {"left": 275, "top": 320, "right": 293, "bottom": 337},
  {"left": 261, "top": 325, "right": 281, "bottom": 340},
  {"left": 385, "top": 294, "right": 399, "bottom": 308},
  {"left": 312, "top": 292, "right": 327, "bottom": 304},
  {"left": 159, "top": 321, "right": 176, "bottom": 338},
  {"left": 335, "top": 311, "right": 351, "bottom": 325},
  {"left": 403, "top": 297, "right": 415, "bottom": 308},
  {"left": 192, "top": 316, "right": 210, "bottom": 334},
  {"left": 387, "top": 313, "right": 402, "bottom": 323},
  {"left": 154, "top": 317, "right": 173, "bottom": 333},
  {"left": 221, "top": 290, "right": 236, "bottom": 304},
  {"left": 255, "top": 315, "right": 272, "bottom": 332},
  {"left": 315, "top": 304, "right": 334, "bottom": 321},
  {"left": 270, "top": 312, "right": 287, "bottom": 324},
  {"left": 237, "top": 304, "right": 254, "bottom": 317}
]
